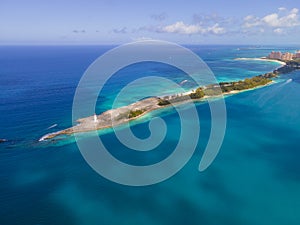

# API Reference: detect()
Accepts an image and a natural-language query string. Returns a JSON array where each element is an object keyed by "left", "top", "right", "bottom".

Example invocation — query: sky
[{"left": 1, "top": 0, "right": 300, "bottom": 45}]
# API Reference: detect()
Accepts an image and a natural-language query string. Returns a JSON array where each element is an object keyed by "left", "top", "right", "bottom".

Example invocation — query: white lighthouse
[{"left": 94, "top": 113, "right": 98, "bottom": 123}]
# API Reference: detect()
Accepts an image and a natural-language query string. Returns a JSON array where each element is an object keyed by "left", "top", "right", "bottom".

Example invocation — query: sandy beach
[{"left": 235, "top": 57, "right": 287, "bottom": 65}]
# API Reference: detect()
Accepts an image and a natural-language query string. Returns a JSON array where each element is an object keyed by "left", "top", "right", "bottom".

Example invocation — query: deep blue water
[{"left": 1, "top": 45, "right": 300, "bottom": 225}]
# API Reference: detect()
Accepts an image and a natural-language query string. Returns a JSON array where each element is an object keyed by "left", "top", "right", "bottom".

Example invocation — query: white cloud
[
  {"left": 291, "top": 8, "right": 299, "bottom": 14},
  {"left": 112, "top": 27, "right": 127, "bottom": 34},
  {"left": 162, "top": 21, "right": 204, "bottom": 34},
  {"left": 160, "top": 21, "right": 225, "bottom": 35},
  {"left": 262, "top": 13, "right": 280, "bottom": 26},
  {"left": 278, "top": 7, "right": 287, "bottom": 11},
  {"left": 243, "top": 7, "right": 300, "bottom": 28},
  {"left": 131, "top": 37, "right": 154, "bottom": 41},
  {"left": 262, "top": 9, "right": 299, "bottom": 27},
  {"left": 273, "top": 28, "right": 285, "bottom": 34},
  {"left": 207, "top": 23, "right": 226, "bottom": 34},
  {"left": 244, "top": 15, "right": 254, "bottom": 21},
  {"left": 131, "top": 7, "right": 298, "bottom": 39},
  {"left": 243, "top": 15, "right": 261, "bottom": 28}
]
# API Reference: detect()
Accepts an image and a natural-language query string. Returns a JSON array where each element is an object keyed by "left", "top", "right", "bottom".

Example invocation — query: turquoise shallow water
[{"left": 0, "top": 45, "right": 300, "bottom": 225}]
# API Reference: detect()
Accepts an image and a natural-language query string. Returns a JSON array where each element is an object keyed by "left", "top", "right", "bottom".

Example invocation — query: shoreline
[
  {"left": 39, "top": 57, "right": 298, "bottom": 142},
  {"left": 39, "top": 81, "right": 273, "bottom": 142},
  {"left": 39, "top": 97, "right": 161, "bottom": 141},
  {"left": 234, "top": 57, "right": 287, "bottom": 65}
]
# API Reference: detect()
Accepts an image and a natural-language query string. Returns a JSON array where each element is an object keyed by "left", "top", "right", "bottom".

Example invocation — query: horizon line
[{"left": 1, "top": 43, "right": 300, "bottom": 47}]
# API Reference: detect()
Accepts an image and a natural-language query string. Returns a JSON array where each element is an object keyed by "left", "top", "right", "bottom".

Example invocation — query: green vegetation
[
  {"left": 189, "top": 88, "right": 205, "bottom": 99},
  {"left": 158, "top": 98, "right": 171, "bottom": 106},
  {"left": 220, "top": 76, "right": 272, "bottom": 93},
  {"left": 156, "top": 60, "right": 300, "bottom": 107},
  {"left": 128, "top": 109, "right": 145, "bottom": 118}
]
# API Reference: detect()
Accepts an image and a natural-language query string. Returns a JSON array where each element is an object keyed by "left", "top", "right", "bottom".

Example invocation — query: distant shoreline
[{"left": 234, "top": 57, "right": 287, "bottom": 65}]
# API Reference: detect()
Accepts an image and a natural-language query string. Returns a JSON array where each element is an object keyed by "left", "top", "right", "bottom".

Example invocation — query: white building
[{"left": 94, "top": 114, "right": 98, "bottom": 123}]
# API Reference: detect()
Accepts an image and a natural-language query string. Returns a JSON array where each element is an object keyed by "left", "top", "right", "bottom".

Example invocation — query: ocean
[{"left": 1, "top": 45, "right": 300, "bottom": 225}]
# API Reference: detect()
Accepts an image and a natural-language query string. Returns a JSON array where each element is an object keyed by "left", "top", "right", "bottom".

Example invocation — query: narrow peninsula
[{"left": 39, "top": 56, "right": 300, "bottom": 141}]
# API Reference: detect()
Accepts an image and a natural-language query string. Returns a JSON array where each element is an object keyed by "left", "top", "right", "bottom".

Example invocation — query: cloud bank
[
  {"left": 243, "top": 7, "right": 300, "bottom": 34},
  {"left": 113, "top": 7, "right": 300, "bottom": 38},
  {"left": 160, "top": 21, "right": 226, "bottom": 35}
]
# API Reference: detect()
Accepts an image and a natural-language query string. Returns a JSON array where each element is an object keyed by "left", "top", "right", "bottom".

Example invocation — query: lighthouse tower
[{"left": 94, "top": 113, "right": 98, "bottom": 123}]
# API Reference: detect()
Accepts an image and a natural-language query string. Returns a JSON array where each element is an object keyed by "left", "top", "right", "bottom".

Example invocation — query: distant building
[
  {"left": 268, "top": 51, "right": 296, "bottom": 61},
  {"left": 268, "top": 51, "right": 282, "bottom": 60},
  {"left": 281, "top": 52, "right": 294, "bottom": 61}
]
